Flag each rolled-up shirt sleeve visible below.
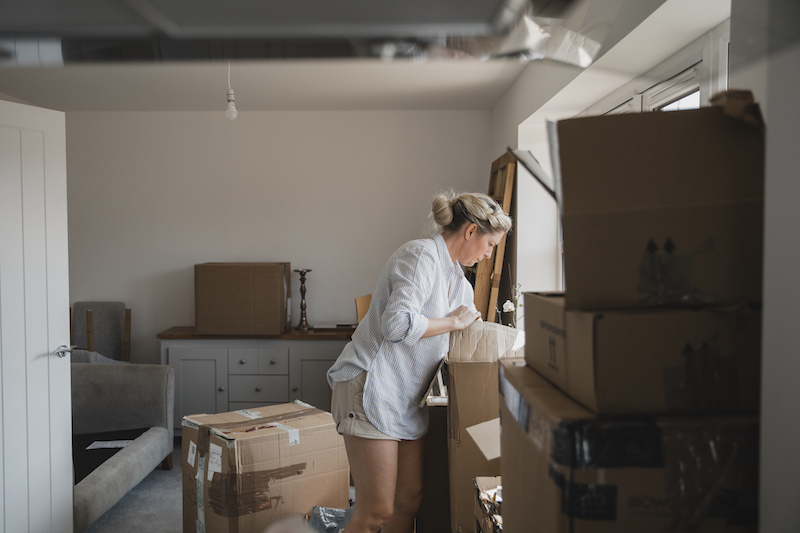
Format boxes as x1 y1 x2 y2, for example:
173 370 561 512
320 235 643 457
380 247 436 345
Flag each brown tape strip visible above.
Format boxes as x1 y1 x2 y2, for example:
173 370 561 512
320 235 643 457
208 463 307 517
195 407 324 460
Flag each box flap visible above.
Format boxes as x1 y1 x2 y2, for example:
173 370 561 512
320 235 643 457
466 418 501 461
448 321 524 363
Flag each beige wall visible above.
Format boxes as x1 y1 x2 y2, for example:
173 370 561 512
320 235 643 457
66 110 491 363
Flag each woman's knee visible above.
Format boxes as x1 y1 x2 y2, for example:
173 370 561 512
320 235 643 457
355 502 394 531
395 485 424 517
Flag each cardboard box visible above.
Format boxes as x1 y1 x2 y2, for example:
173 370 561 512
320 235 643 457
555 106 764 310
447 322 523 533
524 292 761 415
195 262 291 335
181 402 349 533
475 476 502 533
499 359 759 533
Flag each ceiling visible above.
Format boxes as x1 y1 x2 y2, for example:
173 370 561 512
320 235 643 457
0 0 667 113
0 60 531 111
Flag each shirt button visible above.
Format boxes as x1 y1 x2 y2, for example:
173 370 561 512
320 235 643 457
348 413 354 418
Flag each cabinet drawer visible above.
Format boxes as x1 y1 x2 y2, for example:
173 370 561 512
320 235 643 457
228 375 288 403
229 348 289 375
258 349 289 375
229 348 260 374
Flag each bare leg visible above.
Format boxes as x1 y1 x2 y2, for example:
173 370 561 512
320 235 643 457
344 435 399 533
382 437 425 533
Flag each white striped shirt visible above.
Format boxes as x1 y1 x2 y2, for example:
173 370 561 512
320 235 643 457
327 233 477 440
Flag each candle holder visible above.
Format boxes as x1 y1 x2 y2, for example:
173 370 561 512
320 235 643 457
294 269 313 330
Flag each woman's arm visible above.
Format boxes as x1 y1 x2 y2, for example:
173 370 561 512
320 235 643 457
420 305 481 339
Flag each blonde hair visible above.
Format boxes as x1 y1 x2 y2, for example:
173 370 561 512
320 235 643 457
431 191 512 235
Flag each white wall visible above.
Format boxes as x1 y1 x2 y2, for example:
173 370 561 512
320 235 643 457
66 110 491 363
760 38 800 531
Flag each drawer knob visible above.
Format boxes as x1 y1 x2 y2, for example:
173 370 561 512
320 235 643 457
218 386 225 392
240 359 246 364
255 386 262 392
292 386 298 392
270 359 276 365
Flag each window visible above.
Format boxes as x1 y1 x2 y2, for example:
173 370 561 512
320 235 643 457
582 19 729 116
660 90 701 111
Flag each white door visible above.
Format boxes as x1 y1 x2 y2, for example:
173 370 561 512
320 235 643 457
0 100 73 532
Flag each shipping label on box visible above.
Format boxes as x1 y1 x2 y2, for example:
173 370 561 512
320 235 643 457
499 359 759 533
555 106 765 310
181 402 349 533
524 292 761 415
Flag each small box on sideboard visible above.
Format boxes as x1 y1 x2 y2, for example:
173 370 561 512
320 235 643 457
195 262 291 336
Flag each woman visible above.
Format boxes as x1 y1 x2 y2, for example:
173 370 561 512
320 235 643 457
327 191 513 533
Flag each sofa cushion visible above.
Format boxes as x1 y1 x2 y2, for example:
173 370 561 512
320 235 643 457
72 428 148 484
73 427 173 533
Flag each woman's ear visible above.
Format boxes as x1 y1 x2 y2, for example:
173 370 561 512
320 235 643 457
464 223 478 240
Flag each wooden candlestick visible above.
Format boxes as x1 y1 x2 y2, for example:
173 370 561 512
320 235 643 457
294 269 313 330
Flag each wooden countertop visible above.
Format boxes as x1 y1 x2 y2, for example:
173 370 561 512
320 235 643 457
157 326 355 341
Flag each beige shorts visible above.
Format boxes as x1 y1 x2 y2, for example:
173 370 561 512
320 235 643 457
330 371 399 441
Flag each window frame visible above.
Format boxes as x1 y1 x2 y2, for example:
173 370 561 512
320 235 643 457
580 19 730 116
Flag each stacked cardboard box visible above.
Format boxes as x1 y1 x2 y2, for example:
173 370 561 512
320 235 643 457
181 402 349 533
499 358 759 533
502 99 764 532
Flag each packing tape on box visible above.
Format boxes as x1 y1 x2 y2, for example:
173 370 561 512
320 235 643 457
196 456 206 533
195 407 324 457
548 465 618 520
208 463 308 517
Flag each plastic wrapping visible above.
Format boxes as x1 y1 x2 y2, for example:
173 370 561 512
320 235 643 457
307 506 354 533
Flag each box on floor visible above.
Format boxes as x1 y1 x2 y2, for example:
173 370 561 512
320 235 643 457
499 359 758 533
554 104 764 310
195 262 291 335
181 402 349 533
446 321 523 533
524 292 761 415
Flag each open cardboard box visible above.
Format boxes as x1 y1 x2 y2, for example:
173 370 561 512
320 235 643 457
440 321 523 533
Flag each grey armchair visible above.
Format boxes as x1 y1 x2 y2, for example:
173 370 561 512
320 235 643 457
71 362 174 532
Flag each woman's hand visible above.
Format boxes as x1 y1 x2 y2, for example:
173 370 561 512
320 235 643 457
448 305 482 331
421 305 481 338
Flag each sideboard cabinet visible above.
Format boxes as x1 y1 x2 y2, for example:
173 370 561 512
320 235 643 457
158 326 351 431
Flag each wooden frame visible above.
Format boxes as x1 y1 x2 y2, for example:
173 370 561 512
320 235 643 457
473 153 516 322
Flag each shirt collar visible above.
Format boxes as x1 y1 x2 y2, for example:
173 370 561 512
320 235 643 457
433 233 462 276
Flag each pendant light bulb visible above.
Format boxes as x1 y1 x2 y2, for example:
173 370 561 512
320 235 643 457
225 61 238 120
225 89 238 120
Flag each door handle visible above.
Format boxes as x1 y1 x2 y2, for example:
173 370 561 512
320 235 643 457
51 345 74 358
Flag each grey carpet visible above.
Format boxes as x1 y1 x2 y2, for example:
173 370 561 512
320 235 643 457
83 437 182 533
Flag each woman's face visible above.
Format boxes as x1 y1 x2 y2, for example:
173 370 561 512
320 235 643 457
459 228 504 267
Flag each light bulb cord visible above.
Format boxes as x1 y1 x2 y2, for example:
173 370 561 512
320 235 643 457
227 60 232 91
